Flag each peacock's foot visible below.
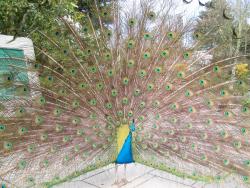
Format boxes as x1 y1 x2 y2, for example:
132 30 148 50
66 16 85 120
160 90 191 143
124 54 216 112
120 178 129 185
112 180 120 187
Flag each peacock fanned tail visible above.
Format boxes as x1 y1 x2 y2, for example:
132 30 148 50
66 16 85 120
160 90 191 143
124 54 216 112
0 0 250 187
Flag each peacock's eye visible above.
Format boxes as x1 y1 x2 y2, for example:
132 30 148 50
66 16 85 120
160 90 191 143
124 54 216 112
127 111 133 117
224 111 231 117
107 69 114 77
220 130 228 139
89 99 97 106
143 33 152 40
143 52 151 59
223 159 230 166
139 115 145 121
138 70 147 78
244 160 250 167
186 123 192 129
18 160 27 169
154 67 162 73
241 128 247 135
39 96 46 104
242 106 248 113
165 84 172 91
4 141 13 150
72 117 81 125
139 101 146 108
56 124 63 132
27 176 34 183
35 116 44 125
170 103 178 110
183 52 190 59
213 66 220 72
122 97 128 105
79 83 87 90
128 40 135 49
106 31 112 37
199 79 206 86
134 89 141 96
48 76 53 81
161 50 169 58
128 59 135 68
233 141 241 149
207 118 213 125
111 89 118 97
153 100 160 108
96 82 104 90
148 11 156 20
188 106 194 113
194 32 201 39
220 89 227 96
88 66 97 73
105 102 113 109
104 52 112 61
0 124 6 132
72 100 80 108
177 71 185 78
128 18 136 26
123 77 129 85
20 127 27 133
201 154 207 161
237 80 244 86
147 83 154 91
167 32 174 39
185 90 192 97
242 176 249 182
83 27 88 32
117 111 123 117
215 175 222 181
27 144 35 153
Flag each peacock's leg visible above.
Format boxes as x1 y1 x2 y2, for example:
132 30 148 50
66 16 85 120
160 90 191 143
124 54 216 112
124 164 127 180
113 164 119 185
121 164 129 185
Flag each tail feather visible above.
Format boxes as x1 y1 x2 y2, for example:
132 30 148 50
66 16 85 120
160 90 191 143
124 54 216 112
0 0 250 187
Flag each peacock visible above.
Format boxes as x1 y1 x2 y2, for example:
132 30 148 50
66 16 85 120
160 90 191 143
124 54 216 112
0 0 250 187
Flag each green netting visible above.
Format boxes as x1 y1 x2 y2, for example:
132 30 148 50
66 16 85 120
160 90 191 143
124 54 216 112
0 48 30 100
